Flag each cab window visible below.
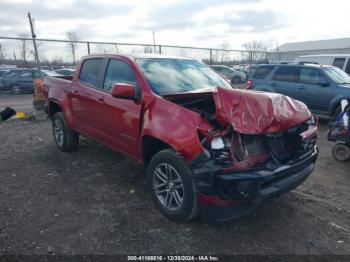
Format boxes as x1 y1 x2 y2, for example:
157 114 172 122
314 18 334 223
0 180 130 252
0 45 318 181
103 59 138 91
79 58 103 88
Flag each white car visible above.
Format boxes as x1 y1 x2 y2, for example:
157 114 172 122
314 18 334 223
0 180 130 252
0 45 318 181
295 54 350 74
211 65 247 84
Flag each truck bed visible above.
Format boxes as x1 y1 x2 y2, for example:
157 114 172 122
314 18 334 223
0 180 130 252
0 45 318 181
43 76 72 100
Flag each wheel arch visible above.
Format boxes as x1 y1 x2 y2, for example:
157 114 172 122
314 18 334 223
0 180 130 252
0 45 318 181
142 135 173 166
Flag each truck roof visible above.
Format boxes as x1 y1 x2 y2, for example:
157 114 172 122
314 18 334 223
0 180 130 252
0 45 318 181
81 53 194 61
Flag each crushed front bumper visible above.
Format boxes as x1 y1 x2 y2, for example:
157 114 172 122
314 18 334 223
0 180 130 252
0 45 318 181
193 146 318 222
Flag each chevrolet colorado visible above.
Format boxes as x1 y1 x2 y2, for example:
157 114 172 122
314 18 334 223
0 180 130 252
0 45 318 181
43 54 318 222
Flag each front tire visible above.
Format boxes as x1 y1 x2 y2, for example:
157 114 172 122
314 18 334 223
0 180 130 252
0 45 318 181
147 149 198 222
52 112 79 152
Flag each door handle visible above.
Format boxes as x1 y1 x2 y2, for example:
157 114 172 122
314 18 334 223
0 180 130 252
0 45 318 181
73 90 79 94
97 98 104 104
271 83 276 86
297 85 306 89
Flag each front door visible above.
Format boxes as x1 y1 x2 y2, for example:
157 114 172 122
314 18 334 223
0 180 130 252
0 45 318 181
97 58 143 159
294 68 334 113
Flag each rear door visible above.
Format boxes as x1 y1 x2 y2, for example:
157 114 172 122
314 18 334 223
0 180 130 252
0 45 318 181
16 71 35 91
293 67 333 113
251 65 275 89
71 58 105 139
270 66 299 98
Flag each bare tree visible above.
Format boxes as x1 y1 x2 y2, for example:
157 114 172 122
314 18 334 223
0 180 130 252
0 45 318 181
242 41 268 62
218 42 230 62
18 33 30 64
66 31 80 64
143 46 153 54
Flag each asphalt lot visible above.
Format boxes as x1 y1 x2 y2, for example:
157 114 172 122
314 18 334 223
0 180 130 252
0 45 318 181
0 94 349 255
0 93 34 113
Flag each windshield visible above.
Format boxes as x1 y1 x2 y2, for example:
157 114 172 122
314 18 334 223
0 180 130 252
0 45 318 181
136 58 232 95
324 67 350 84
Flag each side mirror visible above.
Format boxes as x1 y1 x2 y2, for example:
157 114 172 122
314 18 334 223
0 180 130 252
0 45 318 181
111 83 136 100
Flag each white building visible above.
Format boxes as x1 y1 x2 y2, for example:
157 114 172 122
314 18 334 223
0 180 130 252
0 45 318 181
268 37 350 61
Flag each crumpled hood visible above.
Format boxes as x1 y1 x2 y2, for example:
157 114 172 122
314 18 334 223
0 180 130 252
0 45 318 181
213 87 312 134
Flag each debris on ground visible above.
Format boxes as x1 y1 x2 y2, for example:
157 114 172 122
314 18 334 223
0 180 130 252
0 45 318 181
0 107 16 123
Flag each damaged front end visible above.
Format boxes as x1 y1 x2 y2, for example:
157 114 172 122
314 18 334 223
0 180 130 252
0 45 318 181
164 87 318 222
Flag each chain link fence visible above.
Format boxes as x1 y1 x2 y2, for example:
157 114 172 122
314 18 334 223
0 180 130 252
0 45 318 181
0 36 268 69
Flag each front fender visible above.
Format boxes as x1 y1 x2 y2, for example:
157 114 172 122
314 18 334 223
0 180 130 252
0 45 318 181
141 97 210 162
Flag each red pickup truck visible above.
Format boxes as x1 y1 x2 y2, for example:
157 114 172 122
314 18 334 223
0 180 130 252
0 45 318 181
43 54 318 222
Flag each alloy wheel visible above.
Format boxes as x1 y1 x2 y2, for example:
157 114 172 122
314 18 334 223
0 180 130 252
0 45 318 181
11 85 21 95
152 163 184 211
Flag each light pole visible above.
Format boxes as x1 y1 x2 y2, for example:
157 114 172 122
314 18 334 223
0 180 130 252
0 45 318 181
152 31 156 53
28 12 41 72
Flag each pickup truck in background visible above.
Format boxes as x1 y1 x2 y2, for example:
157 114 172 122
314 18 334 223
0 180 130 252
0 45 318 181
42 54 318 222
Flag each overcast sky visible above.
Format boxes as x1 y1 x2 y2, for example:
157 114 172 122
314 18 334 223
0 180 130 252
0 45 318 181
0 0 350 61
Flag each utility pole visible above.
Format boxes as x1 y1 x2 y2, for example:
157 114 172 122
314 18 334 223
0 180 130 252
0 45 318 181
28 12 41 72
152 31 156 53
0 44 4 64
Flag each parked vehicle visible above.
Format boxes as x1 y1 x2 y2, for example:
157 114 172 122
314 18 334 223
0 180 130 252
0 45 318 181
43 54 318 222
327 100 350 161
0 69 12 88
211 65 247 84
1 69 62 94
54 68 75 76
247 63 350 119
295 54 350 74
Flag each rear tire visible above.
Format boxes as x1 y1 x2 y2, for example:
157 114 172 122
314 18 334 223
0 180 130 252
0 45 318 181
52 112 79 152
332 143 350 162
147 149 198 222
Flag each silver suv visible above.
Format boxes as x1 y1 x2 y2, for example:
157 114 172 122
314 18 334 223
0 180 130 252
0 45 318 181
211 65 247 84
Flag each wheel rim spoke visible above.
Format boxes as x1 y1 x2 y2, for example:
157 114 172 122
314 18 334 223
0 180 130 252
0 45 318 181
166 191 173 208
173 190 182 206
153 163 184 211
53 120 64 146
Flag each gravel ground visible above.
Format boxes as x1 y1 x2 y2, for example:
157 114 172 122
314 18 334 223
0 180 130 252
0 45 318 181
0 97 349 255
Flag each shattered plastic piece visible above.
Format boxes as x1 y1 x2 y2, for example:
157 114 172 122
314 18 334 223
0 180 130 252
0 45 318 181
213 87 312 134
15 112 28 119
211 137 225 150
